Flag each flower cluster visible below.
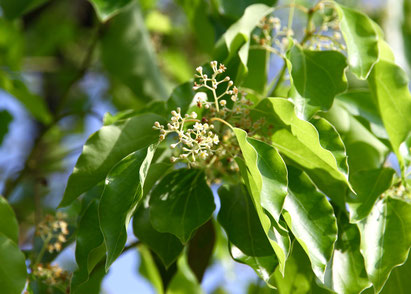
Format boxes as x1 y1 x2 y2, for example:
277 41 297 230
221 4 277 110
153 108 220 165
382 183 410 201
32 263 70 287
36 212 69 253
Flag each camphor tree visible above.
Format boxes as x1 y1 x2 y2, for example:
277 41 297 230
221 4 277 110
0 0 411 293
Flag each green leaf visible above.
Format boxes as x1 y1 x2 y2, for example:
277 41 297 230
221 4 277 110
72 264 106 294
379 251 411 294
217 184 275 257
233 131 290 273
149 169 215 243
60 113 164 207
368 59 411 174
216 0 276 20
270 241 331 294
0 234 27 294
166 254 204 294
283 167 337 282
253 98 352 205
138 244 164 294
286 44 348 113
187 221 215 282
0 110 12 145
89 0 133 21
230 243 278 286
323 211 371 294
217 4 274 76
0 196 19 244
0 0 48 19
346 168 395 222
335 4 379 79
99 145 156 270
71 200 105 292
101 2 169 102
166 81 195 115
133 204 183 268
0 71 52 124
243 48 269 95
358 197 411 293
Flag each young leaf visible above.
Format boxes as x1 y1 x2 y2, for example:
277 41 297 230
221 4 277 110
335 4 379 79
0 196 19 244
346 168 395 222
324 211 371 294
89 0 133 21
60 113 164 207
0 234 27 294
99 145 156 270
71 200 105 292
283 167 338 282
133 204 183 268
149 169 216 243
358 197 411 293
286 44 348 113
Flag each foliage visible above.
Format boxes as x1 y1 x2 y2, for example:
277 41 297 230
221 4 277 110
0 0 411 293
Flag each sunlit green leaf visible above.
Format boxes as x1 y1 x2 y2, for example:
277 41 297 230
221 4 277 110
323 210 371 294
358 197 411 293
60 113 164 207
379 251 411 294
346 168 395 222
89 0 133 21
335 4 379 79
166 254 204 294
100 145 156 270
0 234 27 294
133 204 183 268
286 44 347 114
149 169 215 243
138 244 164 294
283 167 337 282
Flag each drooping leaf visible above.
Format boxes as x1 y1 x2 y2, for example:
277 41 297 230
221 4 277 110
0 71 52 124
0 196 19 244
358 197 411 293
346 168 395 222
133 204 183 268
368 58 411 174
286 44 348 114
138 244 164 294
149 169 215 243
230 243 278 287
60 113 164 207
99 145 156 270
283 167 338 282
335 4 379 79
88 0 133 21
252 98 351 205
187 220 215 282
233 133 290 274
166 254 204 294
0 110 12 145
323 210 371 294
101 2 169 102
217 184 275 257
0 234 27 294
0 0 48 19
71 200 105 292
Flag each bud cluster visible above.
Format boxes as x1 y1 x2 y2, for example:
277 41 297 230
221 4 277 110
382 183 410 201
33 263 70 287
36 212 69 253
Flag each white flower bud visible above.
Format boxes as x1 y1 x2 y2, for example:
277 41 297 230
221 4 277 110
220 100 227 106
170 156 178 162
196 66 203 74
171 110 177 116
170 143 178 149
191 112 197 119
154 121 161 128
